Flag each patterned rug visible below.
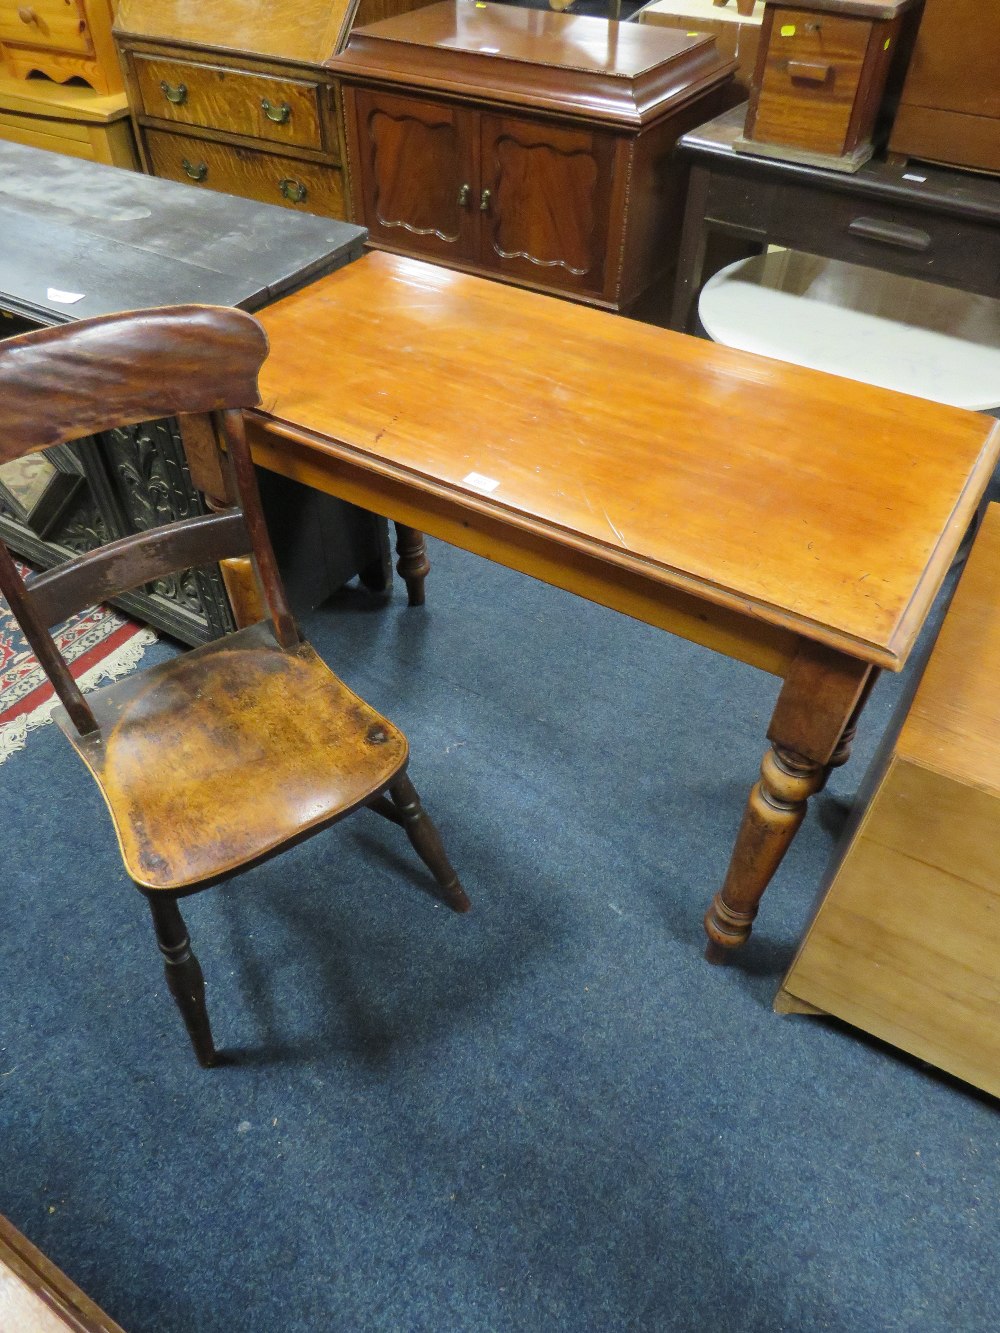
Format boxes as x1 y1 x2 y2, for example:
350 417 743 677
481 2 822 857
0 565 156 763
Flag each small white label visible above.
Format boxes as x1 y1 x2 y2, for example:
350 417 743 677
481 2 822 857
46 287 85 304
462 471 500 493
902 173 927 183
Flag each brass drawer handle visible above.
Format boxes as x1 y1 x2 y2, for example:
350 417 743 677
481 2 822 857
480 187 491 213
279 177 307 203
788 61 833 85
160 80 188 106
182 158 208 182
847 217 932 252
261 98 292 124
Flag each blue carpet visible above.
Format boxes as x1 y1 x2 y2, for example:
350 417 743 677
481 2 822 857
1 531 997 1332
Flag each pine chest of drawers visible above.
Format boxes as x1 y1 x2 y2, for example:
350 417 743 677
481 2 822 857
114 0 436 220
0 0 120 93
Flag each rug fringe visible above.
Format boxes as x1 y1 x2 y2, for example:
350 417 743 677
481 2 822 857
0 626 157 764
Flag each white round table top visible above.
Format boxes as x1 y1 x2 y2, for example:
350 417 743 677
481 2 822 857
698 251 1000 411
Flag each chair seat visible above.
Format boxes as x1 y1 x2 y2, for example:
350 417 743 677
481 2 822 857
54 621 408 890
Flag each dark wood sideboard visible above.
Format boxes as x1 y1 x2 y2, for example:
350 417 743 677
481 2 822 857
332 2 736 315
0 141 381 644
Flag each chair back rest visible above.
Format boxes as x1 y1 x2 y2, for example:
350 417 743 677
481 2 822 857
0 304 297 737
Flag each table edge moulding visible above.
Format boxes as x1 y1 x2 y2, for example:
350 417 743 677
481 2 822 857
238 250 1000 959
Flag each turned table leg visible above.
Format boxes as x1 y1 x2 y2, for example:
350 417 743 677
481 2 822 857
704 643 876 960
394 521 429 607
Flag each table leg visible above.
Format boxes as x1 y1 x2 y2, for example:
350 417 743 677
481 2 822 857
704 643 876 959
394 521 429 606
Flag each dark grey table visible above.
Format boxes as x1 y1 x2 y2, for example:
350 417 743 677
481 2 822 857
0 143 385 643
670 104 1000 334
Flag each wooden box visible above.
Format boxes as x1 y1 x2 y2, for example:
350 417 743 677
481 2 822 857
331 1 735 315
737 0 919 172
888 0 1000 175
633 0 763 95
776 503 1000 1100
113 0 438 220
0 0 120 93
0 76 137 167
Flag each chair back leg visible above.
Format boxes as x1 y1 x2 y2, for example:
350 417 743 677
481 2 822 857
146 894 218 1067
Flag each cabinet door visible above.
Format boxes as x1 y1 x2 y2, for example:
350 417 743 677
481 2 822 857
479 114 616 299
352 89 479 262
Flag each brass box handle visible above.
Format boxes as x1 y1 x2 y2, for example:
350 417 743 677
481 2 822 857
261 98 291 124
160 80 188 106
279 178 307 203
182 158 208 182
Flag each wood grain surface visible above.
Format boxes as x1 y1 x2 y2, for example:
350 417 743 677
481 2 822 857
250 251 999 669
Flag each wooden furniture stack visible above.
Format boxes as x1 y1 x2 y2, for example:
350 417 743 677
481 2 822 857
113 0 437 220
889 0 1000 175
777 504 1000 1101
634 0 763 95
735 0 920 172
0 0 137 167
331 2 736 315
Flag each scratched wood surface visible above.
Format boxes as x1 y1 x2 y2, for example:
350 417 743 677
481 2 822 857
251 251 1000 670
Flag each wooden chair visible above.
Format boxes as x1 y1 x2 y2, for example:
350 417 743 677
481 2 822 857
0 305 469 1068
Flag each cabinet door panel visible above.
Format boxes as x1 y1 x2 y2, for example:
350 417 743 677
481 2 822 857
354 89 478 261
480 114 615 298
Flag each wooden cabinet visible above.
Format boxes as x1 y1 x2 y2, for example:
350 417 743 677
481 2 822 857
114 0 440 221
888 0 1000 174
0 0 120 93
335 3 735 313
737 0 920 172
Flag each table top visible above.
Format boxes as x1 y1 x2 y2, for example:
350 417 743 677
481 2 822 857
679 105 1000 224
252 251 999 670
0 141 366 326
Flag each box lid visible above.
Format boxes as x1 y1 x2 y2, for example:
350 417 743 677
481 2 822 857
330 1 735 126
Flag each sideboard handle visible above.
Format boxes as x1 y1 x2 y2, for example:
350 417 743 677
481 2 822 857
457 183 471 208
847 217 932 252
261 98 291 124
160 80 188 106
480 188 492 213
182 158 208 182
279 178 308 203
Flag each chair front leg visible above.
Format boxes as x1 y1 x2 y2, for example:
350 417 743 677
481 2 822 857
145 893 218 1068
386 773 470 913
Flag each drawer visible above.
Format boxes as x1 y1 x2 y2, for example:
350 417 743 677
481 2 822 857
145 130 346 219
133 55 326 154
762 181 1000 301
0 0 92 54
750 7 870 155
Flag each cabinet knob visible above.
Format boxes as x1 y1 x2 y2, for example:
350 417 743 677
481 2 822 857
261 98 291 124
279 178 308 204
182 158 208 182
457 183 471 208
480 188 492 213
17 7 36 24
160 80 188 106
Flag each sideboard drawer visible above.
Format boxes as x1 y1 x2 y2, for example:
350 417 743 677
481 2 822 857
145 129 346 217
133 55 326 152
0 0 92 54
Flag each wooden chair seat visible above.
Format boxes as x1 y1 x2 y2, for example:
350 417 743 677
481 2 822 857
57 621 408 891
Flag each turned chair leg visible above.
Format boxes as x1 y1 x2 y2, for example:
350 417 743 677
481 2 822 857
370 774 470 912
146 893 218 1068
